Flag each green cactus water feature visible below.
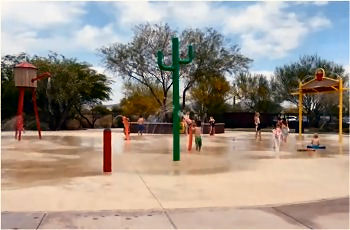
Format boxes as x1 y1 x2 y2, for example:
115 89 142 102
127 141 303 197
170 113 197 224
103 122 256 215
157 37 194 161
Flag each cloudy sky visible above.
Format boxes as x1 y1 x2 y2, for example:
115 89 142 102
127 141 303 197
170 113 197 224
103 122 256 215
1 1 349 104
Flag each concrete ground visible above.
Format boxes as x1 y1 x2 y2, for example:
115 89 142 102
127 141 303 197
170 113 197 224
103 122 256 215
2 198 349 229
1 129 349 229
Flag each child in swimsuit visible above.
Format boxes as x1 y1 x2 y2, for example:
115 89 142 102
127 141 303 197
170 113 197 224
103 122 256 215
194 120 202 151
311 133 320 147
272 123 282 152
281 118 289 143
209 116 215 136
137 115 145 136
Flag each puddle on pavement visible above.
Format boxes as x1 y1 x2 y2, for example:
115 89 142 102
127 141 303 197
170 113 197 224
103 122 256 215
1 132 348 189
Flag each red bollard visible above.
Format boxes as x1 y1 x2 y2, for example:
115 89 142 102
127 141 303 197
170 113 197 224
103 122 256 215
103 128 112 173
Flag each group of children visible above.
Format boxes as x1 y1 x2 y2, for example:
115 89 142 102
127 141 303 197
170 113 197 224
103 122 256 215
182 113 215 152
122 113 216 152
121 115 145 140
272 117 290 152
255 112 291 151
255 112 323 152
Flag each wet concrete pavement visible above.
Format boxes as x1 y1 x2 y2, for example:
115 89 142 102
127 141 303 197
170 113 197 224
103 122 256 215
1 130 349 228
2 130 348 188
2 197 348 229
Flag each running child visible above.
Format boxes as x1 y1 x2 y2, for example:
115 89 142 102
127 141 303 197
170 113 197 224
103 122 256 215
272 123 282 153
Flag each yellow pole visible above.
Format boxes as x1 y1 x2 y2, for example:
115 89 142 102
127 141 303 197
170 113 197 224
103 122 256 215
299 81 303 138
339 78 343 142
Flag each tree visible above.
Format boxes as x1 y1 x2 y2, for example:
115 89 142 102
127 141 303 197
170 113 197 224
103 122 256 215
90 104 111 127
100 24 251 121
32 53 112 129
190 74 231 120
100 23 175 121
180 28 252 109
119 82 163 119
1 53 31 120
1 52 112 130
272 54 348 126
232 72 281 113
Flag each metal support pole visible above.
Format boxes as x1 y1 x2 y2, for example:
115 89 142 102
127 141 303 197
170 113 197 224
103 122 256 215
15 87 25 141
339 78 343 143
103 128 112 173
32 88 42 139
172 38 180 161
298 82 303 139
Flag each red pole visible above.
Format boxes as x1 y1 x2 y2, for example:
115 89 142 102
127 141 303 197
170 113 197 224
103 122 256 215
32 88 42 139
16 87 25 141
103 128 112 173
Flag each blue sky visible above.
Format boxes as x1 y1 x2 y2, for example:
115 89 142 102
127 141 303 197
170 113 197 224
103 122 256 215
2 1 349 104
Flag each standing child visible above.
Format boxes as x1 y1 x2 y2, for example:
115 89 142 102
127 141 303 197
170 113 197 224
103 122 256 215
209 116 215 136
254 112 262 141
122 116 130 140
194 120 202 152
184 112 192 135
137 115 145 136
272 124 282 153
281 118 289 143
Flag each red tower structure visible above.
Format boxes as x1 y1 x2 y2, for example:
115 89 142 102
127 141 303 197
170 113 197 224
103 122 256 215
14 62 51 141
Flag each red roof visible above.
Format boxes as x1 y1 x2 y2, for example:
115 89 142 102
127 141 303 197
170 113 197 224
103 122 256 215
15 62 37 69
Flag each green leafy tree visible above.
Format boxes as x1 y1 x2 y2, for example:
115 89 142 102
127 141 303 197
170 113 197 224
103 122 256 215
180 28 252 109
272 54 348 126
90 104 111 127
32 53 112 129
1 53 31 120
100 23 175 121
232 72 281 113
119 82 163 119
190 74 231 120
100 23 251 120
1 52 112 130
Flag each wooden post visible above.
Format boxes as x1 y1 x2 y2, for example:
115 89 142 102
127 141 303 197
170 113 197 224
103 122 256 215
298 81 303 139
15 87 25 141
339 78 343 143
32 88 42 139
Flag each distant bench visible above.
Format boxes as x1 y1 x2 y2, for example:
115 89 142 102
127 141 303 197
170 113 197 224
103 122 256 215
129 122 225 134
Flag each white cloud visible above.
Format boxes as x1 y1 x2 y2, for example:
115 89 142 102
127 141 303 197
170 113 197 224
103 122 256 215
115 2 166 25
1 31 78 55
294 1 328 6
73 24 120 51
312 1 328 6
308 16 331 29
1 1 334 64
112 1 332 59
1 1 120 55
223 2 331 59
167 2 226 28
1 2 86 31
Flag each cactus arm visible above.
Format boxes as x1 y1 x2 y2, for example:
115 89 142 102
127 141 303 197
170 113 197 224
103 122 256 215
179 45 194 64
157 51 174 71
